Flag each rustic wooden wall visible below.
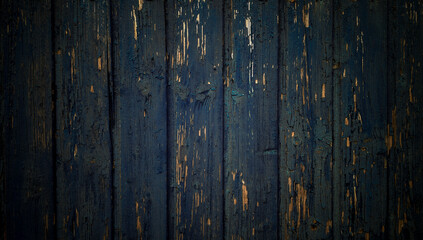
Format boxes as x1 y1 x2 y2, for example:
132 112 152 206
1 0 422 239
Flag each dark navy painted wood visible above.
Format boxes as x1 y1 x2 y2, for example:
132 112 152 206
224 0 279 239
0 0 55 239
111 0 167 239
388 0 423 239
1 1 423 239
279 1 334 239
54 0 113 238
334 0 388 239
166 0 224 239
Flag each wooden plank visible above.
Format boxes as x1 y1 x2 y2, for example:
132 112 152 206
387 0 423 238
54 0 113 238
0 0 55 239
333 0 388 239
279 0 334 239
110 0 167 239
166 0 224 239
224 0 278 239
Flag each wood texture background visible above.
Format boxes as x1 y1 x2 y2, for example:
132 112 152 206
1 0 422 239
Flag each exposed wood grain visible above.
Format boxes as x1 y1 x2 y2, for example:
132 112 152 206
333 0 388 239
388 0 423 239
279 0 334 239
224 0 279 239
166 0 224 239
0 0 55 239
111 0 167 239
54 0 113 238
1 1 423 239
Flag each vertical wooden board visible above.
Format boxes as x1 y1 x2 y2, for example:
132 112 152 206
333 0 388 239
54 0 112 238
279 0 333 239
224 0 278 239
111 0 167 239
387 0 423 238
166 0 224 239
0 0 55 239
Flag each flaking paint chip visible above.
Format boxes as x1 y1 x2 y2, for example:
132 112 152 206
242 184 248 211
98 57 101 71
74 144 78 157
132 7 137 40
322 84 326 98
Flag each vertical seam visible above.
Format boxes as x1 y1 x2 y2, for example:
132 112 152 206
164 0 171 239
50 0 58 238
276 0 282 238
107 0 116 239
221 0 226 239
331 0 338 239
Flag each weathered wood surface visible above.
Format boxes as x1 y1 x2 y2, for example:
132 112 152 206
1 0 423 239
333 0 388 239
0 0 55 239
279 0 334 239
166 0 224 239
387 0 423 239
111 0 167 239
54 0 113 238
224 0 278 239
